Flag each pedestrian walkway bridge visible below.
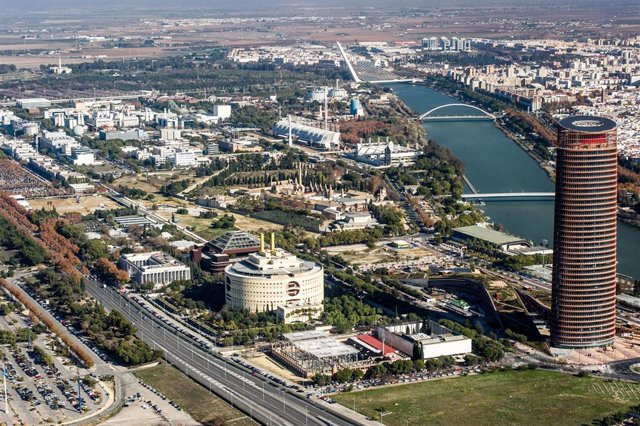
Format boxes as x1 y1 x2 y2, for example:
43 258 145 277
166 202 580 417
462 192 555 200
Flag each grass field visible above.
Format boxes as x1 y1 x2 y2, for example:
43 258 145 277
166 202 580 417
333 370 640 426
134 362 256 426
29 195 120 215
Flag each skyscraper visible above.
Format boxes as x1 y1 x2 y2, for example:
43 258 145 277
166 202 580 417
551 116 618 349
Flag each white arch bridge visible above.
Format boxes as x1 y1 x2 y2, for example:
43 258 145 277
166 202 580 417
419 103 496 121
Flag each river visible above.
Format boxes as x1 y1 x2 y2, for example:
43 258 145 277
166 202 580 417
387 82 640 280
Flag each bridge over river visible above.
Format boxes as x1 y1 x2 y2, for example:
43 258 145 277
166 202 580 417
462 192 556 200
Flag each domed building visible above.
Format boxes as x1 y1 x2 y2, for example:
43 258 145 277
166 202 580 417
224 233 324 323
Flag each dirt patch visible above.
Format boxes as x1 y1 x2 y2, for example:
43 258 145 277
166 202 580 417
29 195 120 215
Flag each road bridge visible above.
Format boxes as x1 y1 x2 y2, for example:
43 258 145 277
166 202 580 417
419 104 495 121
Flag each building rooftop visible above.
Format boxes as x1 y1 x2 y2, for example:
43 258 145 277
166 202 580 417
354 334 396 355
453 225 529 246
208 231 260 254
292 337 360 359
121 251 187 271
115 215 156 227
558 115 616 133
170 240 198 251
226 247 321 277
283 330 330 342
408 333 467 345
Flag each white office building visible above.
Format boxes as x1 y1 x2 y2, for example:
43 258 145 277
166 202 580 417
38 130 79 156
119 252 191 289
377 321 472 359
72 147 95 166
213 104 232 121
172 149 198 167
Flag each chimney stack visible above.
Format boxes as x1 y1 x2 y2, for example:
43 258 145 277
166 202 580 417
270 232 276 255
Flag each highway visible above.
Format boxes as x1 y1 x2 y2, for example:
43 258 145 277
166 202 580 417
83 277 358 426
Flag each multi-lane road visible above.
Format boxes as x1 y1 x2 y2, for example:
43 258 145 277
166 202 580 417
83 277 362 426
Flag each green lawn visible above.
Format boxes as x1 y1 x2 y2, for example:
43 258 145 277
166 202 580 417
134 362 256 425
333 369 640 426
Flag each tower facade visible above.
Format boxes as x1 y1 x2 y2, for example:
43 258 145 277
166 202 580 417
551 116 618 348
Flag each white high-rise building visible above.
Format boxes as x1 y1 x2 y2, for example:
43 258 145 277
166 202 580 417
440 37 450 51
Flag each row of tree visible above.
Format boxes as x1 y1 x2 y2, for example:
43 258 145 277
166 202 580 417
0 279 95 368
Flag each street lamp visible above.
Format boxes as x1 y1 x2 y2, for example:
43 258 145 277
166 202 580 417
541 239 548 268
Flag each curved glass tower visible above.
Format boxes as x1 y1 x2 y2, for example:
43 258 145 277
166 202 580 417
551 115 618 349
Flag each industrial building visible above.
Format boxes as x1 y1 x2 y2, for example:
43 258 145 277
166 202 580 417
306 88 328 102
272 119 340 150
551 116 618 349
353 140 422 167
224 233 324 322
348 334 398 357
212 104 232 121
119 251 191 289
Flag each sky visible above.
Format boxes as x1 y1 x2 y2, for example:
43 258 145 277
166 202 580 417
1 0 637 20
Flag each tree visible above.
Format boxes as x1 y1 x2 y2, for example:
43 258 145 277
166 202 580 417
94 257 130 286
464 354 480 366
368 364 388 378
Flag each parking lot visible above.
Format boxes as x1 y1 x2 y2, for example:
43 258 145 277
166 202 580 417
102 372 196 426
0 301 108 425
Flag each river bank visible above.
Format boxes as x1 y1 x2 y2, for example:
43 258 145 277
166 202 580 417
415 79 556 180
412 78 640 231
387 82 640 280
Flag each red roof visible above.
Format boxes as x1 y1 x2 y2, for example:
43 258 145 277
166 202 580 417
356 334 396 355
